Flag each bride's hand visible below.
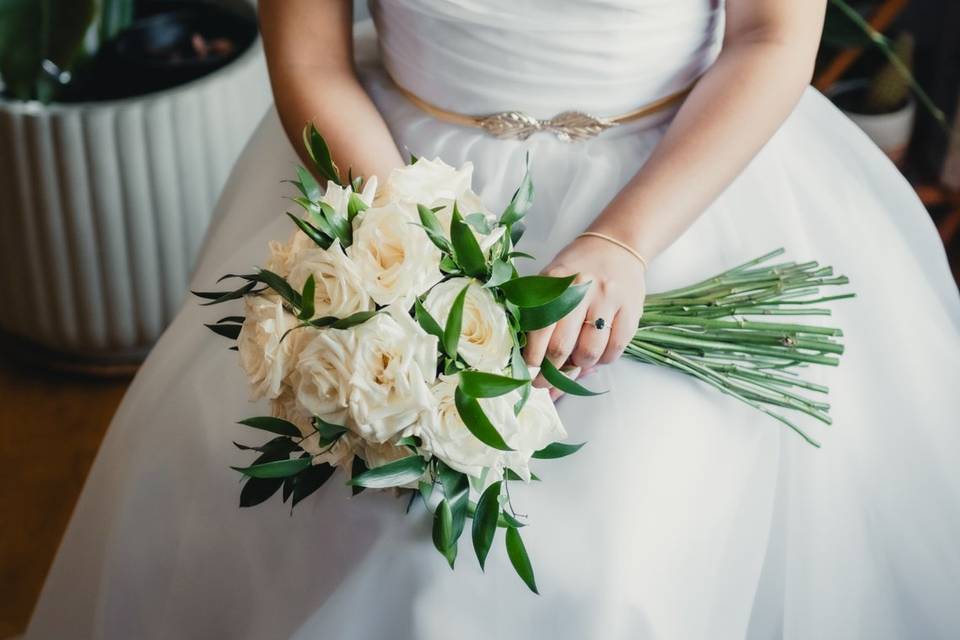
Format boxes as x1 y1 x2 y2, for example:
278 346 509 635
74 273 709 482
523 234 647 389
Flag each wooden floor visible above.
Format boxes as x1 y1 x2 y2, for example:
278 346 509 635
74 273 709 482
0 357 129 638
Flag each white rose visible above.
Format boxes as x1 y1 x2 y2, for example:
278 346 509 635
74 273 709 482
384 157 473 205
270 389 358 469
423 277 513 371
359 439 411 469
294 326 356 424
348 201 442 307
346 309 439 443
321 176 378 216
236 294 300 400
265 229 315 278
502 387 568 481
416 375 520 478
286 241 374 318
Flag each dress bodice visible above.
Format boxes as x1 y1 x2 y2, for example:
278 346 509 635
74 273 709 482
369 0 723 119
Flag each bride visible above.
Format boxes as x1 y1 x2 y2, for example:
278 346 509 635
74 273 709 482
26 1 960 638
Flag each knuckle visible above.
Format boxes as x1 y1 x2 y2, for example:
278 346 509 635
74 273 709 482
573 347 601 366
544 264 570 278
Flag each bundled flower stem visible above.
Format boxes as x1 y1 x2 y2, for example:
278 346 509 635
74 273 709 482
627 249 854 446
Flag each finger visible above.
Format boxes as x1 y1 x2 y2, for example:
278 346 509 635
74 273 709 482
570 303 618 370
523 324 555 368
600 306 641 364
534 299 590 388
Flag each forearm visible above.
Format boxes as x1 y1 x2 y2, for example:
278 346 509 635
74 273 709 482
589 18 824 260
259 1 404 183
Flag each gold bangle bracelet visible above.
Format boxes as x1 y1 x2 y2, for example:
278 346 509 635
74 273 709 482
577 232 648 270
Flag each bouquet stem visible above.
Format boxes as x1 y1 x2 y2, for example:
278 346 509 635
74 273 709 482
624 248 853 447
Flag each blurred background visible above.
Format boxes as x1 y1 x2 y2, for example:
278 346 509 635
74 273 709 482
0 0 957 637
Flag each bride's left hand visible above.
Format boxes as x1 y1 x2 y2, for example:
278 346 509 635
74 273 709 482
523 234 647 391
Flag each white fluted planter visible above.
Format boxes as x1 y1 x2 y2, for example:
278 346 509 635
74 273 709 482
0 36 270 366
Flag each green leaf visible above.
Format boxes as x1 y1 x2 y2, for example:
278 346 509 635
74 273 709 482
454 387 514 451
438 463 469 543
239 476 284 507
295 165 322 202
459 371 528 398
347 192 368 222
216 315 245 324
237 417 302 438
499 274 576 308
298 275 316 320
414 298 444 341
232 457 312 479
464 212 494 235
439 255 460 274
256 269 301 308
311 416 347 444
194 280 257 306
204 323 242 340
450 205 488 278
472 480 501 569
302 123 342 186
348 455 427 489
318 201 352 247
485 260 515 289
508 251 536 260
511 346 532 415
518 283 590 331
329 310 378 330
539 358 606 397
396 435 422 449
433 499 457 568
417 204 453 253
504 469 540 482
500 153 534 228
443 284 471 357
506 526 539 594
532 441 586 460
286 212 333 250
351 457 368 496
291 463 336 507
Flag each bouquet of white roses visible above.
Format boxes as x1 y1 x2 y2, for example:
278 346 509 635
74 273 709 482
198 125 851 593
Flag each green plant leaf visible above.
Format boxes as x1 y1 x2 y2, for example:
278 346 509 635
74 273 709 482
351 457 368 496
433 499 457 568
239 476 284 507
539 357 606 396
295 165 322 202
302 123 342 186
518 283 589 331
504 469 540 482
414 298 444 341
485 260 515 289
459 371 528 398
255 269 301 308
291 463 336 507
500 154 534 228
237 417 302 438
348 455 427 489
472 480 501 569
443 284 471 357
438 463 469 543
329 310 378 330
311 416 347 444
506 526 539 594
298 275 316 320
454 387 514 451
347 192 369 222
532 441 586 460
194 280 257 306
464 212 494 234
417 204 453 253
204 323 242 340
511 346 532 415
450 205 488 278
232 457 312 479
286 212 333 250
499 274 577 308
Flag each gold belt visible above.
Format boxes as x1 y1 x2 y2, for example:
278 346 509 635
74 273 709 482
392 80 695 142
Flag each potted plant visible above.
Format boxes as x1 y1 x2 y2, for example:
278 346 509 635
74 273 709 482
830 33 917 164
0 0 269 373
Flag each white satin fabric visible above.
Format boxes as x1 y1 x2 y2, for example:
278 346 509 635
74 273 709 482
27 2 960 639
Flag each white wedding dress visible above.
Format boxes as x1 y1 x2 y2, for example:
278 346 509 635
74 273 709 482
27 1 960 638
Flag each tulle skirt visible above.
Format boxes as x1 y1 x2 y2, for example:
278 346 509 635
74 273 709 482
26 31 960 640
